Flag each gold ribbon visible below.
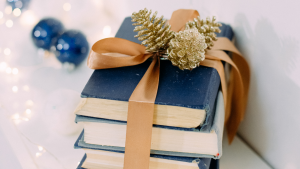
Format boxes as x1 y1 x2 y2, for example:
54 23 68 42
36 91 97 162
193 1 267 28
87 9 250 169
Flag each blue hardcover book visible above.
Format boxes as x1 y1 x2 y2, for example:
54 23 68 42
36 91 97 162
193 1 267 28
75 152 219 169
75 91 225 159
75 131 217 169
74 17 233 132
76 154 219 169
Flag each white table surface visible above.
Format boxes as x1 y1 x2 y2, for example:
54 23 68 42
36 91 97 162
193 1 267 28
0 121 22 169
221 132 271 169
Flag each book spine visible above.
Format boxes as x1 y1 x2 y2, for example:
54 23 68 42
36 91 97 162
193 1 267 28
200 69 220 132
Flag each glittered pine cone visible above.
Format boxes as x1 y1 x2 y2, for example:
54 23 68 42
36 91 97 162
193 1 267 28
167 27 207 70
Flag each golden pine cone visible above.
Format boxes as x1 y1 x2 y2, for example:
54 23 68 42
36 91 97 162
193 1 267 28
167 27 207 70
187 16 222 49
131 8 175 53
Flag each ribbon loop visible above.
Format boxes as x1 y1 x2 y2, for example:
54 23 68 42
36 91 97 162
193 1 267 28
88 38 152 69
169 9 200 32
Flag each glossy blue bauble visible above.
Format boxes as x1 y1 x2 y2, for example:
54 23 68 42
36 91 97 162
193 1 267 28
54 30 89 66
6 0 30 10
32 18 64 50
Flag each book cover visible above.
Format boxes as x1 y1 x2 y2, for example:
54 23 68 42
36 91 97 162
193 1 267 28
80 17 233 132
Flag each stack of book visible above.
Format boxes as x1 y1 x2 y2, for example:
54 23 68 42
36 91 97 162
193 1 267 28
74 17 234 169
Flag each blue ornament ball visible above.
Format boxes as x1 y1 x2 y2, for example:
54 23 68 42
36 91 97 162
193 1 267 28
54 30 89 66
6 0 30 10
32 18 64 50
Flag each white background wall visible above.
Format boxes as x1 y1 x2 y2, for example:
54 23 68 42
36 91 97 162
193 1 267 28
123 0 300 169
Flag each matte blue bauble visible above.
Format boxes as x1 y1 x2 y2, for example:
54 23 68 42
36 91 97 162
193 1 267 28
32 18 64 50
6 0 30 10
54 30 89 66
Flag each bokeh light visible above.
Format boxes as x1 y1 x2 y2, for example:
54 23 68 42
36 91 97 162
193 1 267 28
4 6 12 15
13 113 20 119
36 152 42 157
103 25 111 37
26 100 34 106
38 146 43 151
6 20 13 28
12 86 18 92
6 67 12 74
13 8 21 17
20 10 38 26
63 3 71 11
12 68 18 75
23 85 30 91
26 109 31 114
0 62 7 71
4 48 11 55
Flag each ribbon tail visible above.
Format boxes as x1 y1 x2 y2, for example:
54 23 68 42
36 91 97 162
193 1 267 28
225 69 234 124
201 58 244 144
206 50 247 144
225 65 244 143
210 38 251 143
231 53 250 120
124 56 160 169
226 53 250 143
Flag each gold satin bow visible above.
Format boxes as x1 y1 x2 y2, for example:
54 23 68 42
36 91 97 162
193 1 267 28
87 9 250 169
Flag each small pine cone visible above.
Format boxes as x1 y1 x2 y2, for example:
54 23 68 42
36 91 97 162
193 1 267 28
132 8 175 53
167 28 207 70
190 16 222 49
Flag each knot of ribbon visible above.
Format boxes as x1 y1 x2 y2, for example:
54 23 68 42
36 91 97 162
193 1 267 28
87 9 250 169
